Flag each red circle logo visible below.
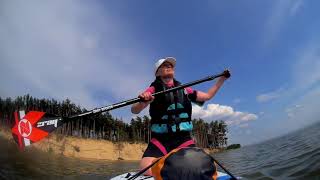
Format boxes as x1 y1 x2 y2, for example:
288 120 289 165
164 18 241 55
18 119 32 138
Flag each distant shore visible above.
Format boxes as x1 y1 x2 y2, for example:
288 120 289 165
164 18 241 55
0 128 220 160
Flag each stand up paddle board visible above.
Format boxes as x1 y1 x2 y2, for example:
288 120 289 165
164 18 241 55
111 171 235 180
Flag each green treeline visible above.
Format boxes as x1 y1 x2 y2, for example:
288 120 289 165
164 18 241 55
0 95 229 148
227 144 241 150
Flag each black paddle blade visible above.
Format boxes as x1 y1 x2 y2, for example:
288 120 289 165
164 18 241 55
11 110 66 149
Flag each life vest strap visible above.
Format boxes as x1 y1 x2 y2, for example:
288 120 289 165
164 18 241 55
150 138 168 155
178 139 195 148
150 138 195 156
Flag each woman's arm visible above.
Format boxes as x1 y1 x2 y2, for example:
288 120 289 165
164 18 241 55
131 89 155 114
131 101 151 114
196 76 227 102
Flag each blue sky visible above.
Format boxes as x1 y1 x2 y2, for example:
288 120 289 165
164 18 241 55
1 1 319 145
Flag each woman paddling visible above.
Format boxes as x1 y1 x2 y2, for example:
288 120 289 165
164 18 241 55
131 57 230 176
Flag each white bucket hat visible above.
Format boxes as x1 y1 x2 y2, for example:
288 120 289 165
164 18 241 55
154 57 176 76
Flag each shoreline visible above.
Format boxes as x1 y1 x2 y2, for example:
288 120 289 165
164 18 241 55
0 128 221 161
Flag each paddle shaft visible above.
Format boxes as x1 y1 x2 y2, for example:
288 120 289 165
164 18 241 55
17 72 225 137
69 72 225 119
128 158 161 180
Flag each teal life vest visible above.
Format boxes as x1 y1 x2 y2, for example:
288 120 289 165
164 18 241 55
149 77 193 133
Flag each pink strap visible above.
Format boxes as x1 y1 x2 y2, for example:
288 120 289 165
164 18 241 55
150 138 168 155
178 139 195 148
150 138 195 156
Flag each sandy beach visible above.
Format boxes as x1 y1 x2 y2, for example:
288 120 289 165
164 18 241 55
0 128 146 160
0 128 220 160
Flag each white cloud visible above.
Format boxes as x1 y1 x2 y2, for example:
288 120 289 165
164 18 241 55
292 45 320 89
263 0 304 47
283 86 320 128
192 104 258 126
256 88 284 103
259 23 320 133
0 1 154 109
272 39 320 128
283 33 320 127
285 104 304 118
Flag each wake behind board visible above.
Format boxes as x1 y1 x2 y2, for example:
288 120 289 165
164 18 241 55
111 171 234 180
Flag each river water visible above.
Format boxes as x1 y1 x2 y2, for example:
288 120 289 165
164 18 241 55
1 121 319 180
